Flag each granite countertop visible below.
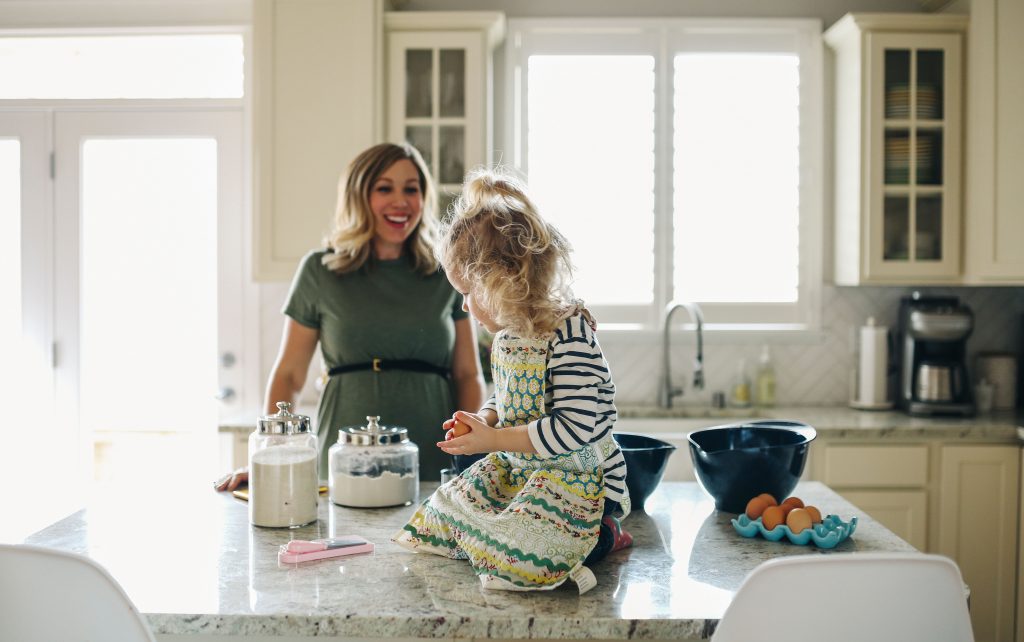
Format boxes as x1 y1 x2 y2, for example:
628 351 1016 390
615 405 1024 443
26 481 913 640
221 405 1024 444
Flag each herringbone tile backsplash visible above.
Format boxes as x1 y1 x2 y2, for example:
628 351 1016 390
267 282 1024 409
604 286 1024 407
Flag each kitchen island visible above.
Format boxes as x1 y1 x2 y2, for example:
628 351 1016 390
25 480 914 641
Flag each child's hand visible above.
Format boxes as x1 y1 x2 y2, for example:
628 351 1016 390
437 411 498 455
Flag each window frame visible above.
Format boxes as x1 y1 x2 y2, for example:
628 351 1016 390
503 18 823 332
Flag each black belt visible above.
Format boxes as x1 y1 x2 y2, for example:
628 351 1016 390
328 358 449 378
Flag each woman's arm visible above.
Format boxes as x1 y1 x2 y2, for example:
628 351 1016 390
215 319 319 492
264 318 320 413
450 317 485 414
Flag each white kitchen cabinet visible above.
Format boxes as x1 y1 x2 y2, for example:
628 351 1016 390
963 0 1024 283
252 0 384 281
812 443 930 550
825 13 968 285
385 11 505 212
937 445 1019 642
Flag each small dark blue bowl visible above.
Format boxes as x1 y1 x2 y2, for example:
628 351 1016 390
687 420 816 514
613 432 677 511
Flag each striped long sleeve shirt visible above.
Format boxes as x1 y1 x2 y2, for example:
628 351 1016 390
481 313 629 514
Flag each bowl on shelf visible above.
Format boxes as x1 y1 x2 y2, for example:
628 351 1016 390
612 432 677 511
687 420 816 514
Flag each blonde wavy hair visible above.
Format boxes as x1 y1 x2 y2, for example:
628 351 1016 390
322 142 439 274
437 167 577 336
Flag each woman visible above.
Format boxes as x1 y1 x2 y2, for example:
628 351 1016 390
218 142 484 489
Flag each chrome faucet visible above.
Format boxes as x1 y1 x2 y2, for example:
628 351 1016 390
659 300 705 408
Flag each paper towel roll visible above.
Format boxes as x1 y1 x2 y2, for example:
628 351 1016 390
858 318 889 405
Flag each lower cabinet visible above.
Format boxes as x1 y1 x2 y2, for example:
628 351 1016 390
937 445 1019 642
812 440 1019 642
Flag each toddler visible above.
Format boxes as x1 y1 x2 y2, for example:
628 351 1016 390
392 168 632 594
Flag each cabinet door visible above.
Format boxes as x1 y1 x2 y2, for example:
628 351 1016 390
938 445 1019 642
252 0 382 281
865 32 962 282
388 31 484 214
964 0 1024 282
840 489 927 551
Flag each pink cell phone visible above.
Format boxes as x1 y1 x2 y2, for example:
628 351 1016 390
277 536 374 564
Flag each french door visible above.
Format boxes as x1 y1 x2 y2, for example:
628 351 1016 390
1 109 246 540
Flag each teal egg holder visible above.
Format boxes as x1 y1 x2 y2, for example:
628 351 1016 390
731 513 858 549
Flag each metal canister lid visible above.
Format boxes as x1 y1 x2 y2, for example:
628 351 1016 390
339 415 409 446
257 401 311 435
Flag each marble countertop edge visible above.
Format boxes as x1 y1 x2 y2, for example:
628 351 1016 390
147 613 710 639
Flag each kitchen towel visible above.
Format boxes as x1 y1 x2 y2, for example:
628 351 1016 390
975 353 1017 410
857 317 889 406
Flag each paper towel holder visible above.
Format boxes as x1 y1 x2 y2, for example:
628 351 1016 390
850 316 895 411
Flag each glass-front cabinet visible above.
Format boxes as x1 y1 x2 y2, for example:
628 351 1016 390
825 14 967 285
385 13 505 214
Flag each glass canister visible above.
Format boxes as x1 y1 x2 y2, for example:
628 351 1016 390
329 415 418 508
249 401 319 528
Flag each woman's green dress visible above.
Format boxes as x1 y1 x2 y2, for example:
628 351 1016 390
284 250 467 480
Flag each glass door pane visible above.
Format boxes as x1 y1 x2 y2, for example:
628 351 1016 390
884 49 911 118
439 49 465 118
916 50 944 120
883 196 910 261
0 140 20 362
916 128 943 185
885 129 910 185
79 138 219 482
915 195 943 260
405 49 432 118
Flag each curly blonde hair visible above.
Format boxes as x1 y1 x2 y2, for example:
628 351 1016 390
437 167 576 336
322 142 439 274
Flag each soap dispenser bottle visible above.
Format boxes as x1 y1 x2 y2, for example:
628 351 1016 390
755 345 776 407
730 358 752 408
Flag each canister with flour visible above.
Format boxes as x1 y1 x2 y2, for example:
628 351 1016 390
249 402 319 528
329 416 418 508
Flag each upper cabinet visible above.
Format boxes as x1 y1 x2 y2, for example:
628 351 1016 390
385 12 505 213
826 14 968 286
963 0 1024 283
252 0 384 281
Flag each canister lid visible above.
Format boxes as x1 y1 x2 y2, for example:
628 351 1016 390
257 401 312 435
339 415 409 446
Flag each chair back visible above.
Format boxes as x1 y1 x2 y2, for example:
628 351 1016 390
712 552 974 642
0 543 156 642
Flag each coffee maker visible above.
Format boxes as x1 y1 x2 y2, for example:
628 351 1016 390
897 293 975 416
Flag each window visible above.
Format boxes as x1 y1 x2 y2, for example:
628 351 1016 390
506 19 823 328
0 34 244 99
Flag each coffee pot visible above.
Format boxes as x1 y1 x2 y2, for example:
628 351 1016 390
897 293 975 416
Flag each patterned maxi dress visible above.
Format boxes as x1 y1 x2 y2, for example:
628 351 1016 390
392 329 608 593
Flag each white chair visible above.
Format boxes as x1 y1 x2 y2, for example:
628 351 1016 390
712 552 974 642
0 543 156 642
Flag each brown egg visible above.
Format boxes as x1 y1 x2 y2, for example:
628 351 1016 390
786 508 813 534
757 493 778 506
781 496 805 510
745 496 770 519
762 505 785 530
452 420 471 437
804 505 822 524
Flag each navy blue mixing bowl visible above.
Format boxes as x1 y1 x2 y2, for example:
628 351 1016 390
613 432 677 511
687 420 816 514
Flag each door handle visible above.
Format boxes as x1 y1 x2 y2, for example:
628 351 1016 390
215 387 235 401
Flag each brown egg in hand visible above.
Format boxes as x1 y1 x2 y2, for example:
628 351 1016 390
452 420 472 437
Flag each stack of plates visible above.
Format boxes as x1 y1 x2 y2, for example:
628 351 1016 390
886 84 910 118
885 84 941 119
917 85 940 119
884 135 935 184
